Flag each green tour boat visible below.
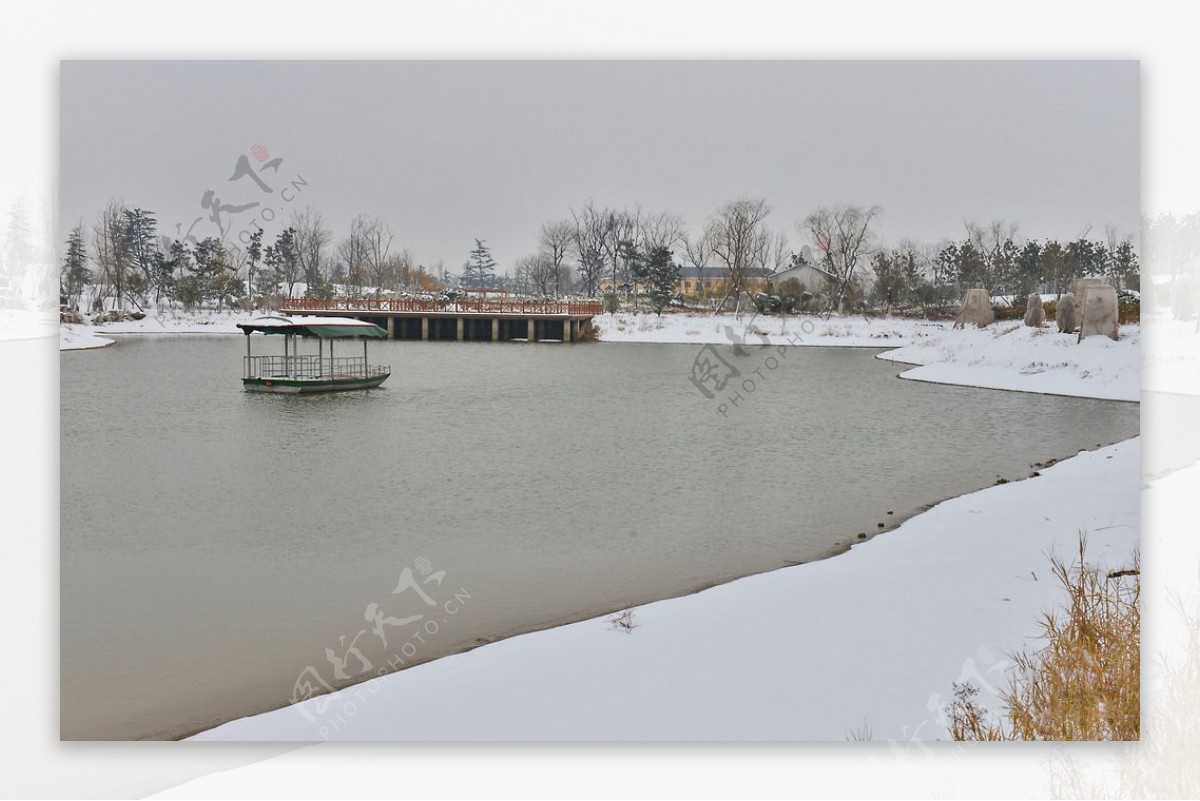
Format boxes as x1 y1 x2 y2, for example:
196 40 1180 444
237 316 391 393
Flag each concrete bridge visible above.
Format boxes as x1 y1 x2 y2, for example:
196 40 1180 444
280 297 604 343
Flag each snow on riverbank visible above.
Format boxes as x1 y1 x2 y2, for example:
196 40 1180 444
83 309 256 336
58 310 255 349
189 437 1139 743
878 320 1140 402
596 312 1139 402
594 310 938 347
58 324 114 351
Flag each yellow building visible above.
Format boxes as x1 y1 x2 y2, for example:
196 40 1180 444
598 266 777 300
677 266 771 300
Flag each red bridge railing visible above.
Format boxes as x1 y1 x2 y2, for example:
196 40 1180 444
281 297 605 316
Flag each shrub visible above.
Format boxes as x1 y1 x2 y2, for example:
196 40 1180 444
1118 299 1140 325
994 303 1025 322
948 536 1139 741
1044 298 1140 325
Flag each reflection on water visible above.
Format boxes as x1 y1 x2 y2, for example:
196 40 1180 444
61 335 1139 739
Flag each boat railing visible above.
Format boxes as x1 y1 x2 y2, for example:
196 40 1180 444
244 355 390 380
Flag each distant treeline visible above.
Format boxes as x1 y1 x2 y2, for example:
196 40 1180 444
59 196 1139 314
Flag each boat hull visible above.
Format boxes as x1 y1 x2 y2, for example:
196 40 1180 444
242 373 390 394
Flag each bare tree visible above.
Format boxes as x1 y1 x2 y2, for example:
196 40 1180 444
965 219 1019 291
683 234 712 306
337 214 371 297
767 230 790 274
362 216 395 295
706 197 772 316
803 204 880 313
92 198 131 311
291 206 331 289
539 220 574 299
571 201 614 298
601 206 641 300
388 247 413 291
516 252 556 297
638 210 686 255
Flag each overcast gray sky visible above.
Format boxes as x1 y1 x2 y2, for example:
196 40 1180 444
60 60 1138 272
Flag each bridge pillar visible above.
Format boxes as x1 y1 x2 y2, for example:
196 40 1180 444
527 318 536 342
564 319 573 343
491 318 499 342
456 317 464 341
386 317 394 340
421 317 429 341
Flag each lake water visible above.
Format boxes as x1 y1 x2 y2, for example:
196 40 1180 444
60 335 1139 740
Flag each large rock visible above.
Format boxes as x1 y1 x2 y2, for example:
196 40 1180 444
1078 284 1119 342
1074 277 1108 302
1073 278 1109 322
953 288 994 329
1023 293 1045 327
1057 292 1077 333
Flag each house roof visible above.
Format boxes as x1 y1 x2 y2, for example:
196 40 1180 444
767 262 837 283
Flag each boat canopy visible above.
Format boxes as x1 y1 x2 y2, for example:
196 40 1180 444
236 316 388 339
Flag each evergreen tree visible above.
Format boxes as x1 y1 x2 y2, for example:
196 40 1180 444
1065 237 1099 284
121 208 160 303
956 241 987 291
1041 240 1069 295
1017 240 1042 296
164 239 202 310
644 246 680 315
264 227 300 299
60 225 90 308
150 249 173 306
190 237 239 310
871 249 908 312
463 238 497 288
934 242 960 290
900 246 921 296
244 227 264 306
1111 239 1139 291
991 237 1021 294
620 238 646 307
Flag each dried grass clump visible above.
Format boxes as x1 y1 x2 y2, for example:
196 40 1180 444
950 536 1140 741
577 320 601 342
607 608 638 634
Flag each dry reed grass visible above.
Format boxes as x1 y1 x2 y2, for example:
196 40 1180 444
950 535 1140 741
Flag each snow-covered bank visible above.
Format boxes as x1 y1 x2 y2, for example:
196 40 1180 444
57 310 256 350
596 312 1139 402
58 324 114 351
594 310 938 347
878 321 1140 402
190 437 1139 743
82 309 256 336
